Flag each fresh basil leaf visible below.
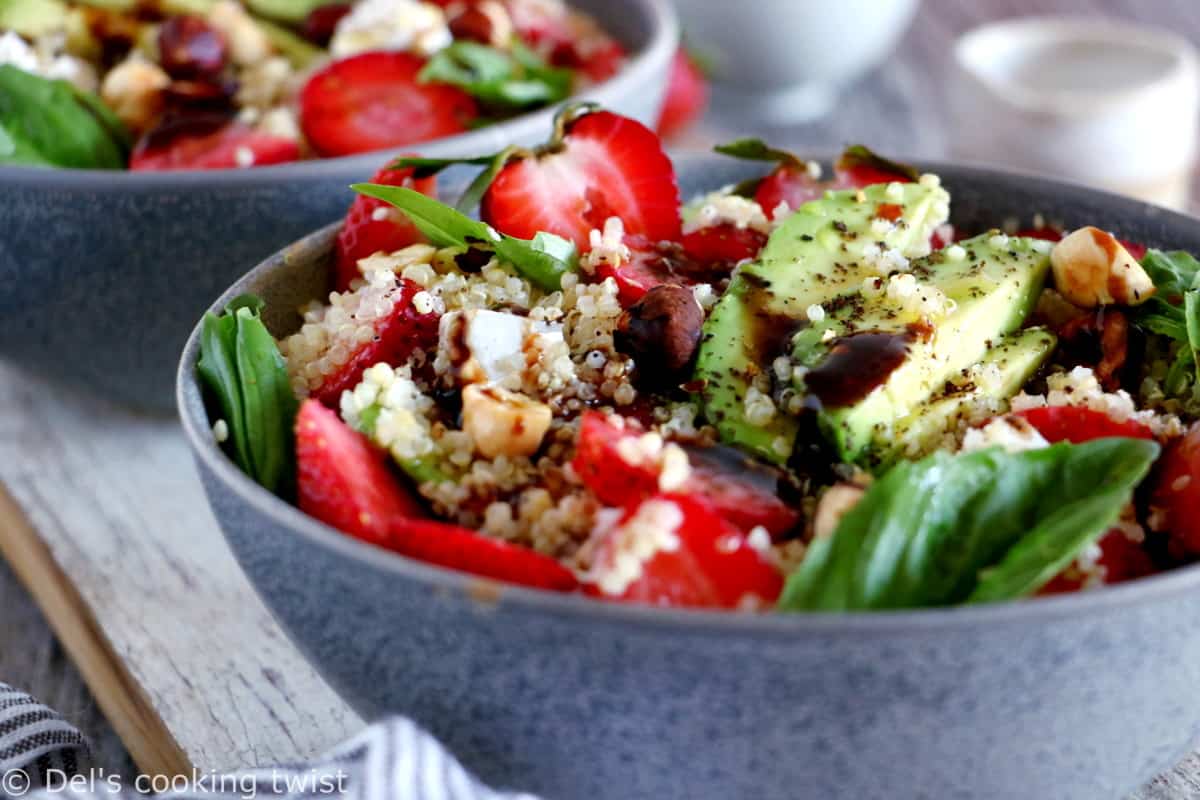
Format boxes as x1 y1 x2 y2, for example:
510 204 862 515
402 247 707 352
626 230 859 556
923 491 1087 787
198 311 252 474
1133 250 1200 393
834 145 921 182
713 137 803 167
969 438 1160 602
351 183 498 248
0 65 127 168
779 438 1159 611
234 306 297 495
197 296 297 495
419 41 572 110
350 182 575 290
495 233 577 289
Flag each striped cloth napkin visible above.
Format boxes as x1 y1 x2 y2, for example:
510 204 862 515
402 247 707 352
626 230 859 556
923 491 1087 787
0 683 538 800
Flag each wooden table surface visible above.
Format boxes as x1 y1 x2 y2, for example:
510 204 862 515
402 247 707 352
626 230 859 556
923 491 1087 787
2 0 1200 797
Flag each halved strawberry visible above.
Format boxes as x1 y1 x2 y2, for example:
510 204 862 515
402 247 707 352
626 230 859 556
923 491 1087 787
656 47 707 140
572 411 799 537
754 164 825 220
334 163 438 292
299 51 478 157
480 108 682 249
296 399 425 545
311 278 441 407
130 114 300 170
388 517 579 591
585 494 783 609
680 223 766 266
297 400 576 591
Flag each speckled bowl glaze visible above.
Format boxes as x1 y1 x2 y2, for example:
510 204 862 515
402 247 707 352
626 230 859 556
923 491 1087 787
179 155 1200 800
0 0 676 414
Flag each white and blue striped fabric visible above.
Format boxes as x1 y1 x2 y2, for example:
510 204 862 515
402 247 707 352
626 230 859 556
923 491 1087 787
0 683 539 800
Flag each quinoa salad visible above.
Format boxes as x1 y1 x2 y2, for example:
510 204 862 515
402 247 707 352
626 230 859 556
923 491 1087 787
0 0 625 169
197 106 1200 611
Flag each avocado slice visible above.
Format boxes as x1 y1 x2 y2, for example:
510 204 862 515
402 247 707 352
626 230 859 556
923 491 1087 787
876 327 1057 468
0 0 67 36
695 179 950 464
255 16 324 68
796 232 1052 465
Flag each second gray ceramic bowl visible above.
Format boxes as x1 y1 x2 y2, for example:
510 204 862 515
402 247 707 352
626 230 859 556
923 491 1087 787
0 0 676 413
179 154 1200 799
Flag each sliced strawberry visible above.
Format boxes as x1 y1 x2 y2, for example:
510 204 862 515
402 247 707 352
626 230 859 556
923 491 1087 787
1014 406 1155 444
754 164 825 220
311 278 441 407
130 115 300 170
481 108 682 249
1038 528 1156 595
681 223 766 266
334 163 438 292
596 236 716 305
656 47 707 140
296 399 425 545
585 494 782 609
1152 423 1200 555
299 51 478 158
387 517 579 591
572 411 799 536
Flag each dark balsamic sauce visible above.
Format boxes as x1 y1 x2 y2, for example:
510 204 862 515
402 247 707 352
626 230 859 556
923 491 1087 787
803 331 913 407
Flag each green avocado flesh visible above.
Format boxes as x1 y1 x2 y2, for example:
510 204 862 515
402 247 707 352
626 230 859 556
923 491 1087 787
0 0 66 36
874 326 1056 469
695 181 951 464
802 233 1051 465
696 183 1053 470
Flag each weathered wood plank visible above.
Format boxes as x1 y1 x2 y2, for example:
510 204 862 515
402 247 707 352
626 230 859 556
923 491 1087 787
0 363 361 775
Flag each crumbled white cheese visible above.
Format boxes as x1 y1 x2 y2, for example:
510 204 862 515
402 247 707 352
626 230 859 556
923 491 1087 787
331 0 451 57
961 416 1049 454
0 31 37 73
438 309 571 390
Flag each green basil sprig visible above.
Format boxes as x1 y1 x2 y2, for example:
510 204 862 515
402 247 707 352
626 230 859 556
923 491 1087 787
1132 250 1200 394
420 40 573 110
350 183 577 291
0 65 129 169
779 438 1160 611
197 295 297 495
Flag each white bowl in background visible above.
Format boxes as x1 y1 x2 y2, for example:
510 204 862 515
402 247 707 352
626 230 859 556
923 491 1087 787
672 0 920 123
951 16 1200 209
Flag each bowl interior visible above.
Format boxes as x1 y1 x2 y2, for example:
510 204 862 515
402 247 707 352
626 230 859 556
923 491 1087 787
179 152 1200 632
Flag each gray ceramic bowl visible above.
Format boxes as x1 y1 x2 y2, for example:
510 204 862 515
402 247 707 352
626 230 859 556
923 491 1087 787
0 0 676 414
179 154 1200 800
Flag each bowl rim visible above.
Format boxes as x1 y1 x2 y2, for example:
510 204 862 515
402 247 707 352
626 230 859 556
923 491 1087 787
178 153 1200 636
0 0 677 187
